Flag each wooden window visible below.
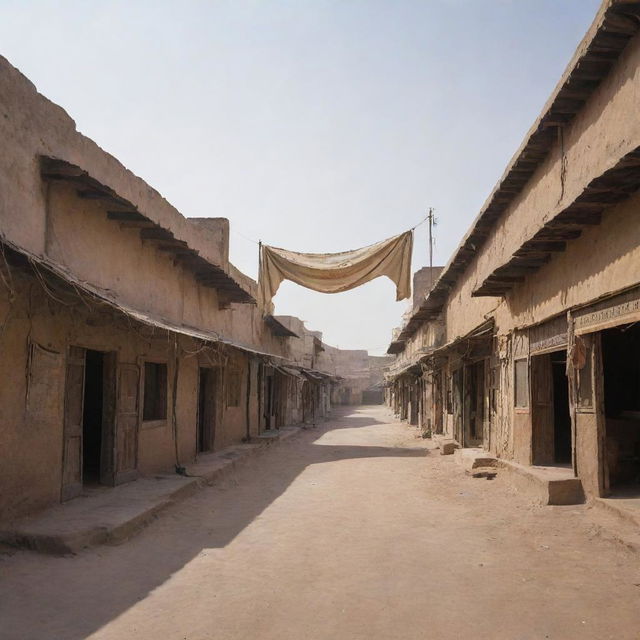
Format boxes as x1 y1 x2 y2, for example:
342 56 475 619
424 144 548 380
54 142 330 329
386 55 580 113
514 358 529 408
227 370 241 407
143 362 167 421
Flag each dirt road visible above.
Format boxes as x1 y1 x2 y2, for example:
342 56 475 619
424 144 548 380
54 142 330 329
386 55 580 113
1 406 639 640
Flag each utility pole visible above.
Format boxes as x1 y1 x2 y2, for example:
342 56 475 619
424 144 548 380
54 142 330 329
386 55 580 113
427 207 434 290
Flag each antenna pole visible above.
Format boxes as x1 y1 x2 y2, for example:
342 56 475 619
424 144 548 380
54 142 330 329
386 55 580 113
428 208 434 289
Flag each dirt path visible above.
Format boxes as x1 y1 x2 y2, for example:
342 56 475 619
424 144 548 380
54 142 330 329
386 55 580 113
1 406 639 640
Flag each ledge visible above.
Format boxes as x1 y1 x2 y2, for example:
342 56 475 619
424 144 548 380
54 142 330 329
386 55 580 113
496 460 585 505
0 427 302 555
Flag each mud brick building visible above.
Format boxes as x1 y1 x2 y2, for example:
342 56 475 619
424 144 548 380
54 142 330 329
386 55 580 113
387 0 640 504
0 55 347 522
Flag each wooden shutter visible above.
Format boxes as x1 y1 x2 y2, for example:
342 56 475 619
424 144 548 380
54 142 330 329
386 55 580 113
114 363 140 485
61 347 85 502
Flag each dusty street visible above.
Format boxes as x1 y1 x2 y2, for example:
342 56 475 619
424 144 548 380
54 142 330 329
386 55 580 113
1 406 639 640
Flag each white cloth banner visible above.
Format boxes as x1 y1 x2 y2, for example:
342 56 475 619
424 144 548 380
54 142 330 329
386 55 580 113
259 230 413 311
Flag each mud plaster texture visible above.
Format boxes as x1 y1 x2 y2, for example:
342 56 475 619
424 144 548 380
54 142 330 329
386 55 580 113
1 406 639 640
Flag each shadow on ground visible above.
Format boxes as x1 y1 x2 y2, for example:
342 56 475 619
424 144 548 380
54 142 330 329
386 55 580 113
0 406 426 640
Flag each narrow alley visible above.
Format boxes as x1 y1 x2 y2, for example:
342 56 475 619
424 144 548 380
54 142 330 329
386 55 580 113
1 406 638 640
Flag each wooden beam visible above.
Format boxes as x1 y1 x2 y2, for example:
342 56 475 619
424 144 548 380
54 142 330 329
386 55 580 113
521 241 567 252
157 244 193 254
77 189 112 200
140 228 175 241
107 211 146 222
118 221 156 230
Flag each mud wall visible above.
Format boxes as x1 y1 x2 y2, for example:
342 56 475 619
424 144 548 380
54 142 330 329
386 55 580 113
442 29 640 343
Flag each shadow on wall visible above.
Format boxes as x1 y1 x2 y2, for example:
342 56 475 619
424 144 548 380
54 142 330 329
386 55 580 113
0 407 426 640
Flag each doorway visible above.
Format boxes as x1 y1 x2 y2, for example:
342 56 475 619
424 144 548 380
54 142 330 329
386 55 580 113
265 373 274 429
531 350 571 466
62 347 116 501
602 324 640 493
82 350 105 484
463 360 484 447
197 367 217 453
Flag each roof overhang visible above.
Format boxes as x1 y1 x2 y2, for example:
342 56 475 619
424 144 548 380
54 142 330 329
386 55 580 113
396 0 640 342
275 365 305 379
427 321 495 360
386 340 406 355
0 238 277 359
473 146 640 296
264 315 299 338
40 156 255 306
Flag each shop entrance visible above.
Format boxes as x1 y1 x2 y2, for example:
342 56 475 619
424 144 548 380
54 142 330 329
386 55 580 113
82 350 105 484
463 360 484 447
531 350 571 466
61 347 117 501
602 324 640 493
197 367 217 453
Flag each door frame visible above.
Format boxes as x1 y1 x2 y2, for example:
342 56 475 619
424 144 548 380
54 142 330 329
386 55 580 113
61 345 117 501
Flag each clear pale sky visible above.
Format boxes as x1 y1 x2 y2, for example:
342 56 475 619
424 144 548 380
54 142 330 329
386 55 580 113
1 0 601 354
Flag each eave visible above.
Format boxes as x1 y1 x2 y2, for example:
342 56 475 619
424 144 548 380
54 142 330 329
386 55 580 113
265 315 299 338
395 0 640 343
40 156 255 306
473 146 640 296
387 340 406 355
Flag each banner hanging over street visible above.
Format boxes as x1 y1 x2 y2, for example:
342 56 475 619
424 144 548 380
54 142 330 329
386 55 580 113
258 230 413 311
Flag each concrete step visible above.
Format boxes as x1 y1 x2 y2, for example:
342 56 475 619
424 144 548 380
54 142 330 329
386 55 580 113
454 448 498 470
466 466 498 480
433 434 460 455
0 426 302 555
496 460 585 505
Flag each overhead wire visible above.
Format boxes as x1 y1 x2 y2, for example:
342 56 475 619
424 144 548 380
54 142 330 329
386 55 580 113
229 210 433 248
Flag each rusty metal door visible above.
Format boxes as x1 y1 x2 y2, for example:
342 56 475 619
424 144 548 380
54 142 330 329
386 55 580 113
61 346 86 501
114 363 140 485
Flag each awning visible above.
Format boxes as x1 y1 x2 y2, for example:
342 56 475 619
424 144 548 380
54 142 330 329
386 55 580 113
1 238 283 361
386 361 423 380
275 365 305 379
427 321 494 359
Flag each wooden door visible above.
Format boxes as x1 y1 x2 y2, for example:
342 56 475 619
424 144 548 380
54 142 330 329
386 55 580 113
593 334 607 495
114 363 140 485
433 372 444 435
452 369 463 443
61 346 86 501
474 360 485 446
572 333 605 497
531 354 554 465
197 367 217 453
100 352 117 485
